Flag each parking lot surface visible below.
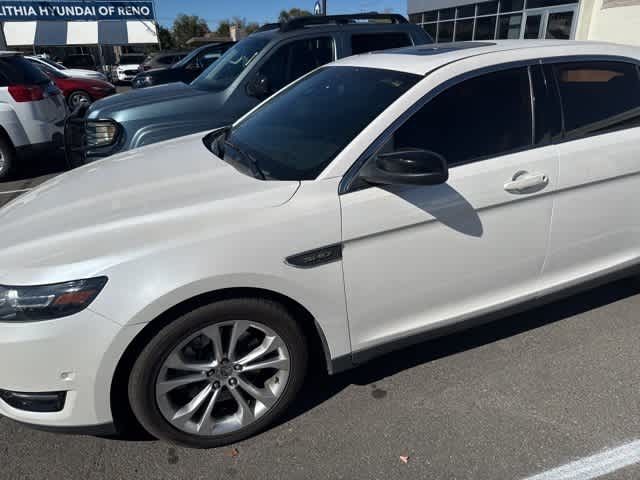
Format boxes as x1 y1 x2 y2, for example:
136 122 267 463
2 238 640 480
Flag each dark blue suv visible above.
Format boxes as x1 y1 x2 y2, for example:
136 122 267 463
65 13 431 166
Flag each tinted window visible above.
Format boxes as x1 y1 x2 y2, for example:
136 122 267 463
500 0 524 11
439 7 455 19
455 19 474 41
423 23 437 40
0 56 50 85
256 37 334 94
457 5 476 17
191 37 269 91
553 61 640 139
390 67 532 166
424 10 438 21
437 21 454 42
224 67 420 180
351 33 412 55
477 1 499 14
498 14 522 39
474 16 497 39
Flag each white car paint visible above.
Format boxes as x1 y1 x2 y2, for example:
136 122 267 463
115 63 142 82
0 40 639 431
28 56 108 81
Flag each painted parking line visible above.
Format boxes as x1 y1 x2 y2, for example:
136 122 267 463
523 440 640 480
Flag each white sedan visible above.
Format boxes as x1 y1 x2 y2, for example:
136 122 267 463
28 56 108 82
1 40 640 448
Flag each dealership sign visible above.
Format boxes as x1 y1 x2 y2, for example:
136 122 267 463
0 1 155 21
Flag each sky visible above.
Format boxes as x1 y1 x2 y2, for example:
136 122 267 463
154 0 407 28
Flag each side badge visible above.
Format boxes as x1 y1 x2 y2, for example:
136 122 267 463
286 244 343 269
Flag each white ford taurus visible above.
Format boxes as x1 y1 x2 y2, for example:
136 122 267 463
1 40 640 448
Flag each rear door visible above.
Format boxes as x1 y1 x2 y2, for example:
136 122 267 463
541 59 640 286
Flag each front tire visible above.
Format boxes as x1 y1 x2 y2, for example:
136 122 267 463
0 136 16 181
128 298 308 448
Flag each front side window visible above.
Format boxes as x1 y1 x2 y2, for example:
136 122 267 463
351 33 412 55
214 67 420 180
552 61 640 139
253 37 335 95
388 67 532 167
191 36 270 92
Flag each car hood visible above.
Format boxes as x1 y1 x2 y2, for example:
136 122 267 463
0 133 300 278
66 68 102 77
88 82 209 119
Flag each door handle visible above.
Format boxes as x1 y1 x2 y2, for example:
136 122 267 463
504 171 549 194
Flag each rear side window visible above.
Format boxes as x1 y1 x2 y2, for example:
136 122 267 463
351 33 413 55
0 56 50 85
552 61 640 139
390 67 532 166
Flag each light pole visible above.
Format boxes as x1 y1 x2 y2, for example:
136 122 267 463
323 0 327 14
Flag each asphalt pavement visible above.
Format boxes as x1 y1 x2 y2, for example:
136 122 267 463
3 156 640 479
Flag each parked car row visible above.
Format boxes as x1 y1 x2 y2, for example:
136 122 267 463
67 14 428 166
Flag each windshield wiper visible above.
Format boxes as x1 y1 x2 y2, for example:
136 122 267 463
224 139 266 180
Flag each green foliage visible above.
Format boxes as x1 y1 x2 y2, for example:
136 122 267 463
278 8 313 23
173 14 210 47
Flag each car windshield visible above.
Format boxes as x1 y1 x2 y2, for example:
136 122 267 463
191 36 270 92
210 66 420 180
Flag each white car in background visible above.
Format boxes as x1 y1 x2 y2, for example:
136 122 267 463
32 56 108 82
1 40 640 448
0 52 66 179
114 53 146 83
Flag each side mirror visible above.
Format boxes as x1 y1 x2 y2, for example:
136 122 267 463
246 73 270 99
360 149 449 186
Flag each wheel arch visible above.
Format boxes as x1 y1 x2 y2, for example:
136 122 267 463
109 286 343 434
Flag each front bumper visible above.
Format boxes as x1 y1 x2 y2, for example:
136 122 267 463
0 309 144 429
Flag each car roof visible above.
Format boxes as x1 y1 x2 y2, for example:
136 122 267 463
330 40 640 75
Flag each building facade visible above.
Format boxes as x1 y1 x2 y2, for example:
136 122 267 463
0 0 158 66
408 0 640 46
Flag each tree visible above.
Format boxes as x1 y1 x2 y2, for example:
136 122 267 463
278 8 312 23
216 20 231 37
216 17 260 37
172 14 210 48
156 24 175 50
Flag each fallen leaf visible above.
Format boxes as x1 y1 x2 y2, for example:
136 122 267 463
228 448 239 458
400 455 410 464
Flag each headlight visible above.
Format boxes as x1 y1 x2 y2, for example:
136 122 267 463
86 120 119 148
0 277 107 322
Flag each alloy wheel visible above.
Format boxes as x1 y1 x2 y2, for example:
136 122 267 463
155 320 290 436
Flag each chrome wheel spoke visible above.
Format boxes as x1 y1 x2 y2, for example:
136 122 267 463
172 384 212 422
196 388 221 433
237 377 277 409
165 352 213 372
228 320 250 361
202 324 225 362
237 335 283 366
229 385 255 426
242 355 289 372
157 373 206 395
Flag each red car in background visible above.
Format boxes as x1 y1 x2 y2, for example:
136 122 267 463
26 57 116 109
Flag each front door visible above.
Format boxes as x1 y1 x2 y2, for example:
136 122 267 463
340 66 558 356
